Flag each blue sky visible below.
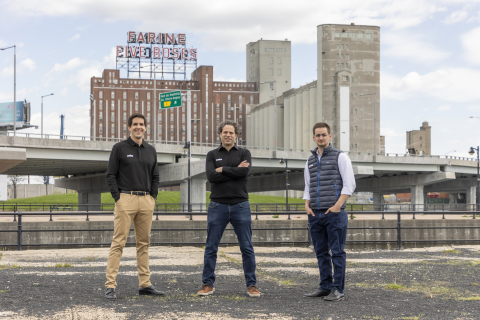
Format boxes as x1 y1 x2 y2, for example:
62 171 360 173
1 0 480 157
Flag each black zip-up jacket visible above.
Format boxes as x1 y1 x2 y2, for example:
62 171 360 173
106 137 159 202
206 144 251 204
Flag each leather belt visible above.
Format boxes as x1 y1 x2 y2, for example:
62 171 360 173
120 190 149 196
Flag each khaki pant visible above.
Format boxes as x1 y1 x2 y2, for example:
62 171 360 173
105 193 155 288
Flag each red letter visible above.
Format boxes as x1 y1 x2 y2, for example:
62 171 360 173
189 48 197 60
153 47 161 58
157 33 163 44
165 33 175 45
171 48 180 59
129 46 138 57
163 48 170 58
178 34 186 45
139 46 146 58
116 46 124 57
137 32 145 43
147 32 156 44
128 31 136 42
181 48 188 59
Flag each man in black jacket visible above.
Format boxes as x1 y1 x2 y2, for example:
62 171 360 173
104 113 163 299
197 120 260 298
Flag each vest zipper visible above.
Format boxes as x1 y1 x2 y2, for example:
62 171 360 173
335 183 339 199
316 149 325 209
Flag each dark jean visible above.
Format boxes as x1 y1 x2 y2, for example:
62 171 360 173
308 208 348 293
202 201 256 288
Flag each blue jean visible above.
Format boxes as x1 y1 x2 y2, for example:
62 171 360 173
202 201 256 288
308 209 348 293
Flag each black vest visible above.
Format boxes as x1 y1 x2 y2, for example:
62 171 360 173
307 144 345 210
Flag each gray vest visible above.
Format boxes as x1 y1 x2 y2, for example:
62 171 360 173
307 144 345 210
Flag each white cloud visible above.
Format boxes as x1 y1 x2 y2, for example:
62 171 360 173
382 31 449 64
1 58 37 76
71 63 103 91
382 68 480 102
442 10 468 24
69 34 80 41
462 26 480 65
1 0 456 51
60 87 69 96
47 57 86 75
437 105 451 111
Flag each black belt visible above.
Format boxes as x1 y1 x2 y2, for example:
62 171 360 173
120 190 149 196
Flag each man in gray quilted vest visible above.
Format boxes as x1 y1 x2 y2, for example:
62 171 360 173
303 122 356 301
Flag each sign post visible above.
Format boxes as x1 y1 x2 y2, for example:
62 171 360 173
159 91 182 109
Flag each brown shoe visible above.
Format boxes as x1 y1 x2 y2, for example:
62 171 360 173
247 285 261 297
197 284 215 296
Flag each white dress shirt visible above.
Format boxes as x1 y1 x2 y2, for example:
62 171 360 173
303 151 356 201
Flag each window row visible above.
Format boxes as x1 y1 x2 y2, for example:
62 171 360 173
333 32 373 39
264 48 287 53
270 57 282 64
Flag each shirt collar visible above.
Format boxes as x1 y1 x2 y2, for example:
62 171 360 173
217 143 239 151
127 136 145 147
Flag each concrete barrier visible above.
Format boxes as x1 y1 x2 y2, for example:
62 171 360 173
1 219 479 250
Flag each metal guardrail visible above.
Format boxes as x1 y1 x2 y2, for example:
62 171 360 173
0 210 479 251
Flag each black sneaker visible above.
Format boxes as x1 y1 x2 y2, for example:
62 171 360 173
304 288 330 297
323 288 344 301
105 288 116 299
139 285 165 296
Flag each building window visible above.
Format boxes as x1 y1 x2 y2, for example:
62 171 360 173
277 69 282 75
159 114 162 122
350 32 356 38
147 101 150 111
147 127 150 134
147 92 150 100
250 95 253 104
99 123 103 133
341 44 344 50
278 57 281 64
99 112 103 121
99 91 103 98
123 101 126 111
334 32 340 37
270 57 274 64
342 32 348 38
355 126 357 132
346 63 349 68
194 125 197 135
239 116 242 124
182 125 185 134
123 112 126 121
99 100 103 110
170 114 174 123
123 124 126 134
111 100 115 110
358 33 364 38
341 54 344 59
354 77 358 83
135 92 139 99
111 92 115 99
346 54 349 60
354 109 357 114
111 124 114 134
216 115 220 123
337 63 340 68
135 101 139 111
170 125 174 135
194 94 197 101
228 95 231 109
111 113 114 122
182 114 185 123
147 113 150 122
123 92 127 99
337 53 340 59
365 33 372 39
270 68 273 75
345 44 349 50
194 103 197 112
341 63 344 68
216 104 220 112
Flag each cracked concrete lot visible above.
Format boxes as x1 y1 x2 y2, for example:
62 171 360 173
0 245 479 319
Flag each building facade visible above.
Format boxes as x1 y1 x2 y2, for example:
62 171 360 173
407 121 431 155
90 66 258 145
246 40 291 104
247 23 381 153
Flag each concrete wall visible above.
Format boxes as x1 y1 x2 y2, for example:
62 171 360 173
1 219 478 250
7 184 68 199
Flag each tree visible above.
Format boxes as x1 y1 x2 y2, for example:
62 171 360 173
7 175 27 199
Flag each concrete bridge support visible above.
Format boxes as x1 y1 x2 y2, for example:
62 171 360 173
373 193 385 211
78 192 102 211
180 178 207 211
466 186 476 211
411 185 424 211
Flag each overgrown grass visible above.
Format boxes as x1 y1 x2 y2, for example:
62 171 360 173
0 252 2 260
11 264 21 269
223 294 246 301
0 290 9 293
444 249 460 254
456 296 480 301
85 256 97 261
385 283 404 290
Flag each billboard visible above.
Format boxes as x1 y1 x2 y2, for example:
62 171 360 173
0 101 24 128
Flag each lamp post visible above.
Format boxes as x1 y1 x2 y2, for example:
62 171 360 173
1 45 16 136
182 91 192 220
468 146 479 215
279 158 290 219
360 93 377 156
41 93 54 138
260 81 277 151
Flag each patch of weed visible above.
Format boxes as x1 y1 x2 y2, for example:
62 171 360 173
0 265 7 270
385 283 404 290
0 290 9 293
362 316 383 320
85 256 97 261
54 263 73 268
457 296 480 301
11 264 21 269
219 251 241 264
0 252 3 260
223 294 246 301
279 279 296 286
444 249 460 254
272 215 279 218
471 283 479 286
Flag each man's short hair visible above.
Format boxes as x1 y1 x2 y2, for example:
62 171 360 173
128 113 146 127
312 122 330 135
217 120 238 135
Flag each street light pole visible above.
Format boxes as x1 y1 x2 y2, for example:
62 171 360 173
360 92 377 156
41 93 54 138
468 146 479 216
279 158 290 219
260 81 277 151
1 45 16 136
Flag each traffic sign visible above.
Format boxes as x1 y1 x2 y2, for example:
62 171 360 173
160 91 182 109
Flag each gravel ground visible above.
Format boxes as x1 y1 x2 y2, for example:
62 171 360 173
0 245 479 320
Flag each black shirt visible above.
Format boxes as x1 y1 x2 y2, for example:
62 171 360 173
106 137 159 202
206 144 251 204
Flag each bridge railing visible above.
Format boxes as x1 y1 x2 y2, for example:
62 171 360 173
4 132 477 160
0 210 479 251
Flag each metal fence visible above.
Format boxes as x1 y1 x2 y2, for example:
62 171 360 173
1 210 479 251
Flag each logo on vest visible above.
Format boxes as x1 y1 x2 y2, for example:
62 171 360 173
127 154 133 158
325 161 331 163
216 158 222 161
308 164 314 168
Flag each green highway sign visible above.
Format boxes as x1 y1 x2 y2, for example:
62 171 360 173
160 91 182 109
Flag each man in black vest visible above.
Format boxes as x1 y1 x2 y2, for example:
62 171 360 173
303 122 356 301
